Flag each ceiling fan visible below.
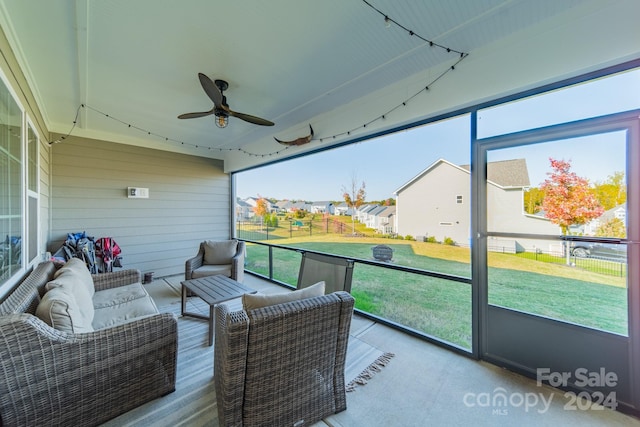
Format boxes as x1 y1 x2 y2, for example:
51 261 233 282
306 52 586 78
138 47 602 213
178 73 274 128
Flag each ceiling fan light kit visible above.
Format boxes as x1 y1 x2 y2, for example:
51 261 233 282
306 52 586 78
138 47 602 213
178 73 274 128
215 113 229 128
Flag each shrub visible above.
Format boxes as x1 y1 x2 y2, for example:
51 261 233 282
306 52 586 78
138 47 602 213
264 213 278 227
425 236 438 243
405 235 415 241
443 236 456 246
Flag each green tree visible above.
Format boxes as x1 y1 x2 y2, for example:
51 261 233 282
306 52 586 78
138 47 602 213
593 171 626 211
523 187 545 214
595 217 626 238
341 173 366 234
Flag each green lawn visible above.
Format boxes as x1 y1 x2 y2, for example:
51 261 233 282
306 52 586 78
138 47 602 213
245 238 628 349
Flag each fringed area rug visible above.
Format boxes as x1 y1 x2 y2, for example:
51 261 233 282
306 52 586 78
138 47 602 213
345 336 395 392
102 298 393 426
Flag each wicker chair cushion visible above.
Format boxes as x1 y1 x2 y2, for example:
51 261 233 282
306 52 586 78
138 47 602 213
242 281 325 310
46 260 95 325
191 264 231 278
35 286 94 333
92 282 159 329
53 257 95 296
203 240 238 265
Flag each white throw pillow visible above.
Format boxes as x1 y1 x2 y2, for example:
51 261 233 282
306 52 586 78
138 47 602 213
242 281 326 311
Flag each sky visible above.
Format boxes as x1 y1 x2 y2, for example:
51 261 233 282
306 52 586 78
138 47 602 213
236 68 639 202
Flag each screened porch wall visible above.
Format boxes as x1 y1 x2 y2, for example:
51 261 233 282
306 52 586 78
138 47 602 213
49 136 230 277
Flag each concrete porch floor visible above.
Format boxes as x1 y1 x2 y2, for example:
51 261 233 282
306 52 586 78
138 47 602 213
148 273 640 427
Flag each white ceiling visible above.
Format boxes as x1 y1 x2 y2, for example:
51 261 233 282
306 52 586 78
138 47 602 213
0 0 638 171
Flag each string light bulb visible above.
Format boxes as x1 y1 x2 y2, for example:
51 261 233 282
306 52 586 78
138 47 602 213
384 16 391 28
215 114 229 128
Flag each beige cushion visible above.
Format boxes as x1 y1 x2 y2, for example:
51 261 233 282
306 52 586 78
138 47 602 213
35 287 94 333
92 282 149 308
203 240 238 265
46 259 95 326
93 295 159 330
192 264 231 279
242 281 325 311
91 282 159 329
53 258 96 296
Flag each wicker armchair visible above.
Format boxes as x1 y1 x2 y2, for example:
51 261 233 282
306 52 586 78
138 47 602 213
0 261 178 427
214 291 354 427
185 239 245 283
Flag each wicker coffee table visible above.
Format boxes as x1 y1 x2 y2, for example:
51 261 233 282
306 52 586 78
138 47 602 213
181 275 256 346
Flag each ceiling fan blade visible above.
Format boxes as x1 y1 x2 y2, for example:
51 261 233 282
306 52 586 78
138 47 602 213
177 109 215 119
198 73 223 107
228 109 275 126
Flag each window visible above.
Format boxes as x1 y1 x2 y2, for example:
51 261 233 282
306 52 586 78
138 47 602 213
27 123 39 263
456 195 463 204
0 75 23 286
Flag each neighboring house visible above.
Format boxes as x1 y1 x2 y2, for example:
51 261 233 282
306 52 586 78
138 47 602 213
583 203 627 236
364 205 387 228
276 200 292 213
292 201 312 213
235 198 253 220
310 201 335 215
244 196 276 213
277 200 294 213
279 201 312 214
355 204 378 223
394 158 560 251
334 202 352 216
375 206 396 234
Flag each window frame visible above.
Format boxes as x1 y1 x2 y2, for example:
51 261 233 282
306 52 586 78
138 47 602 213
0 67 32 295
26 118 40 266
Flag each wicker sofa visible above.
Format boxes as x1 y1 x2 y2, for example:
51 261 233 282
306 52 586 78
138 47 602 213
0 260 178 427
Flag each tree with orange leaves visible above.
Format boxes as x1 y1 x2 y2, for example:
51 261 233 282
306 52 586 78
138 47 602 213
253 196 269 231
540 158 603 263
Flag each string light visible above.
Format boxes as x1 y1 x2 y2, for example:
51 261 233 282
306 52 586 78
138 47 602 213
315 2 469 143
47 103 292 157
362 0 467 57
50 2 469 157
48 104 82 145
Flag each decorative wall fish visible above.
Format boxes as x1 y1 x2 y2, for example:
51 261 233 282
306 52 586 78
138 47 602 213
274 124 314 146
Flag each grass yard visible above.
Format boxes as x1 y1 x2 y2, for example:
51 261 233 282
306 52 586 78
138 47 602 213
244 236 628 349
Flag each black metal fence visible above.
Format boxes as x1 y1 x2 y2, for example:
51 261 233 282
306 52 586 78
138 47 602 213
236 217 367 241
488 245 627 278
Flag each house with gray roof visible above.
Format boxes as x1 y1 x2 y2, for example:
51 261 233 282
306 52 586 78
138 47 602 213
235 198 253 220
394 158 559 251
334 202 352 216
364 205 387 228
373 206 396 234
310 201 335 215
355 204 378 223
